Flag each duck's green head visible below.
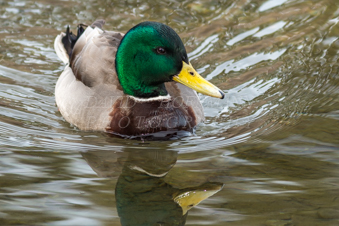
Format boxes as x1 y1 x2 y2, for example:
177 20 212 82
116 21 224 99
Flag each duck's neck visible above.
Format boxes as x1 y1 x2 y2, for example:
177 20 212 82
118 71 168 98
116 61 168 98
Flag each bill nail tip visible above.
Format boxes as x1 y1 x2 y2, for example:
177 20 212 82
219 90 225 99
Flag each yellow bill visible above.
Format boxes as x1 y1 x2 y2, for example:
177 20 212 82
173 61 225 99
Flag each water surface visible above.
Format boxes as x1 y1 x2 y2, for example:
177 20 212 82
0 0 339 225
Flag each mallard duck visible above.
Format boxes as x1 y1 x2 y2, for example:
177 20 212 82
54 20 224 137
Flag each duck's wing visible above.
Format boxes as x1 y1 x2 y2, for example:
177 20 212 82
54 20 125 131
54 20 124 87
54 20 104 64
72 30 124 88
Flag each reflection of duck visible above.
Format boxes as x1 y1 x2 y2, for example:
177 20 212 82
54 20 224 137
82 148 223 226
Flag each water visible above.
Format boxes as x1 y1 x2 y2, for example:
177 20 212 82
0 0 339 225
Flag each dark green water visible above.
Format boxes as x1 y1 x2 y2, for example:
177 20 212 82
0 0 338 225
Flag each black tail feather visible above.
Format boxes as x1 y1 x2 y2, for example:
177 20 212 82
61 24 87 58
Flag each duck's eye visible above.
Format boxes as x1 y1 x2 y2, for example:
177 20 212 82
156 47 166 54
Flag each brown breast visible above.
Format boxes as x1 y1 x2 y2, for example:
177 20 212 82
106 96 197 136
